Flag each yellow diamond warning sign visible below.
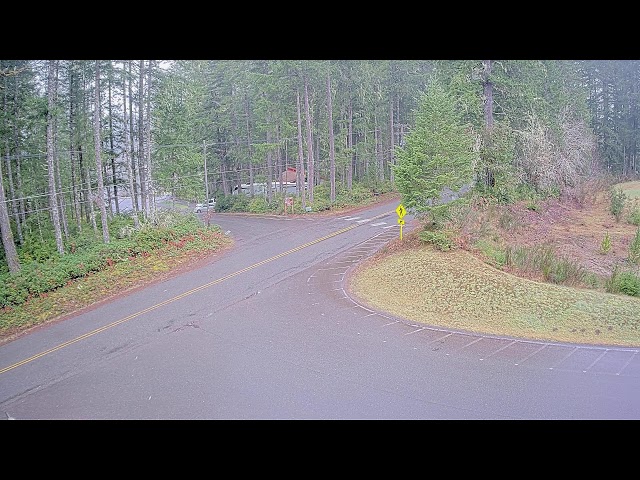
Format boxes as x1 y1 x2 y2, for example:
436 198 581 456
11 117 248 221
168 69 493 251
396 204 406 218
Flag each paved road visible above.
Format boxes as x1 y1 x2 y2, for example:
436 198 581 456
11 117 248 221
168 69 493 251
1 197 639 419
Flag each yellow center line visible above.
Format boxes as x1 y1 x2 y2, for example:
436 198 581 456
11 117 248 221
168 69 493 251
0 210 395 375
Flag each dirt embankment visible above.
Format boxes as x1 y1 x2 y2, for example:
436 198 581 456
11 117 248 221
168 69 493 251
456 181 640 281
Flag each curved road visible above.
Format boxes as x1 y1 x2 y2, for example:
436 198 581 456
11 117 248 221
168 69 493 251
1 197 639 419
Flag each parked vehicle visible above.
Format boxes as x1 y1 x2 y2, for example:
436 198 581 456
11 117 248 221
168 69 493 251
194 198 216 213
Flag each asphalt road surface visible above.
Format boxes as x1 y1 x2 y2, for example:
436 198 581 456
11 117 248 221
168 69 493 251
1 197 639 419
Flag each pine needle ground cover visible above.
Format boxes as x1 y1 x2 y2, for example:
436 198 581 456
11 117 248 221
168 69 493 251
348 243 640 347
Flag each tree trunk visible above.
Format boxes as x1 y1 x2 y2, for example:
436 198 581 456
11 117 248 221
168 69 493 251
296 89 306 208
276 126 283 194
107 62 119 214
85 157 97 234
54 133 69 240
138 59 147 217
266 129 273 202
146 60 154 215
103 161 112 215
6 77 24 244
483 59 495 188
304 76 314 203
375 114 383 182
46 60 64 255
327 72 336 203
362 128 368 179
52 62 69 241
78 146 91 225
3 141 20 243
245 95 254 196
220 162 228 196
14 152 25 239
68 64 82 232
50 64 69 240
122 61 139 228
128 61 139 212
0 72 19 272
93 61 110 243
389 93 395 183
347 97 353 190
3 75 22 245
0 155 19 272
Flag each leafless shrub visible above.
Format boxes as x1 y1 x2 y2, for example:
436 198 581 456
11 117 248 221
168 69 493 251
515 110 598 194
563 176 607 207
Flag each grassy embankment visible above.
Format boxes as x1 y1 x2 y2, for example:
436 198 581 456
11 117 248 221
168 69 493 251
349 182 640 348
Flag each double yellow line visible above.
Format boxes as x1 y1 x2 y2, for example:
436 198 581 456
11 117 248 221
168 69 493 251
1 211 394 375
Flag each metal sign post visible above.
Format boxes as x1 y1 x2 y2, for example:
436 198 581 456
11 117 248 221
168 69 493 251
396 204 406 240
284 196 294 214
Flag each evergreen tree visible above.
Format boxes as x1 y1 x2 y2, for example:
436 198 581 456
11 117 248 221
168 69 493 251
393 79 476 219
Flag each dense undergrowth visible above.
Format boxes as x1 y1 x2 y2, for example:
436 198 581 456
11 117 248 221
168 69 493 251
0 211 224 309
213 181 395 214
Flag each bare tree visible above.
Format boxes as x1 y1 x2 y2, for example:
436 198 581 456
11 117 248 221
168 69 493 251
93 61 110 243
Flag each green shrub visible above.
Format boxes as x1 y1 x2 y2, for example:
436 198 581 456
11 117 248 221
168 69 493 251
342 183 375 203
504 244 586 287
610 188 627 222
600 232 612 254
540 185 561 199
419 229 456 251
547 258 586 286
627 206 640 226
248 196 271 214
474 238 506 267
18 236 57 263
606 267 640 297
214 194 251 212
526 195 540 211
308 196 332 212
629 227 640 264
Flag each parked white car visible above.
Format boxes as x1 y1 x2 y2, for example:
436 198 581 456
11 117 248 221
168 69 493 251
194 198 216 213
